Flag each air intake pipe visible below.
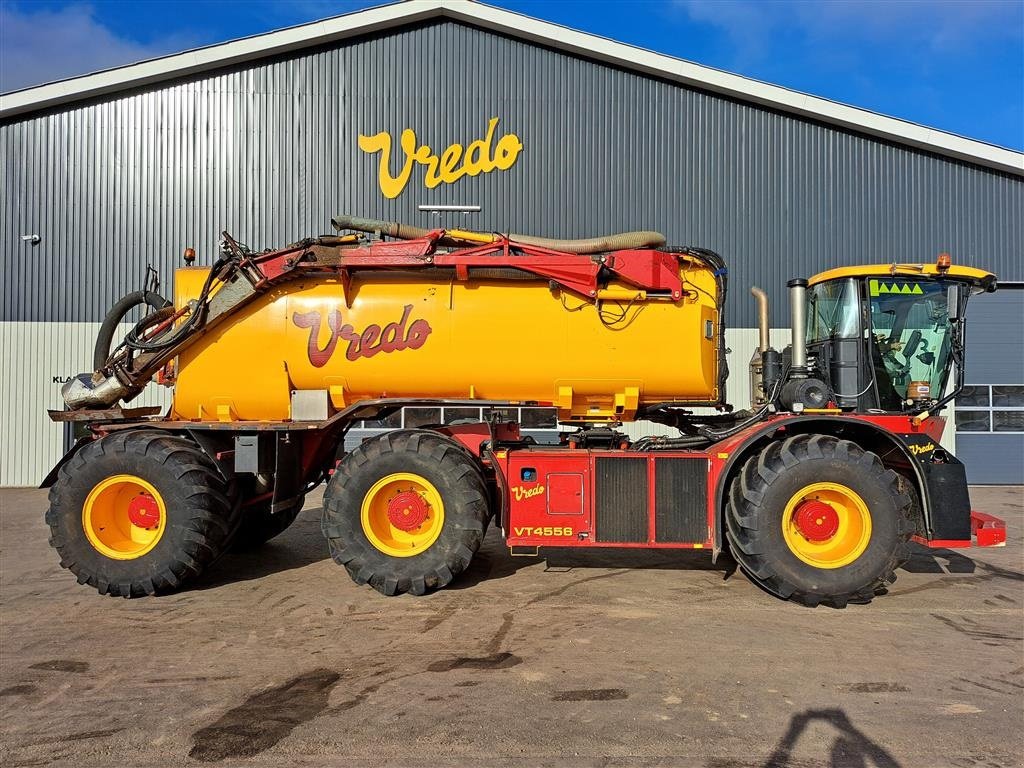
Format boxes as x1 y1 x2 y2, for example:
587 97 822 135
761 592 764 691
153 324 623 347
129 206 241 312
787 278 809 373
778 277 829 411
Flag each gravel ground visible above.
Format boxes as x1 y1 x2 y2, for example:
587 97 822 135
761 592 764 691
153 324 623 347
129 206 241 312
1 484 1021 768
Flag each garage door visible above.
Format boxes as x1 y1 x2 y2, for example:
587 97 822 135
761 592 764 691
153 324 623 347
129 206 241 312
955 286 1024 484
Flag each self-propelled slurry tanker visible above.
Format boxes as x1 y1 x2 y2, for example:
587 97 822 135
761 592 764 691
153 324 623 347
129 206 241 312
45 216 1006 606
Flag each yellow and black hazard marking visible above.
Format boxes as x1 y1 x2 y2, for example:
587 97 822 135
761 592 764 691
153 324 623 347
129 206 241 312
869 279 924 297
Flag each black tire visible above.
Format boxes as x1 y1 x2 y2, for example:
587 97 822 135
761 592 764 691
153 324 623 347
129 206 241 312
231 494 306 551
322 430 489 596
725 434 914 608
93 291 172 370
46 431 236 597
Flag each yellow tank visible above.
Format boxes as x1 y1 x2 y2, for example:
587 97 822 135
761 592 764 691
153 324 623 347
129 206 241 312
171 258 721 423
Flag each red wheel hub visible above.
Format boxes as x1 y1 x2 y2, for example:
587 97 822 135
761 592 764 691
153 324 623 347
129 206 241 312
386 491 429 531
127 493 161 529
793 500 839 542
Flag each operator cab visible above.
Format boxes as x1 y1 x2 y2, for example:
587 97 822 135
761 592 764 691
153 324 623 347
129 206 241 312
804 257 996 414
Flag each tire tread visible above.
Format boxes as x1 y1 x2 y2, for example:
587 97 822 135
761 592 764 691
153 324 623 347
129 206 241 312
45 431 235 597
725 434 913 608
322 430 489 597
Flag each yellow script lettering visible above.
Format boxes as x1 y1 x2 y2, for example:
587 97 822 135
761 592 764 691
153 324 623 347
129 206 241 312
511 484 545 502
359 117 523 199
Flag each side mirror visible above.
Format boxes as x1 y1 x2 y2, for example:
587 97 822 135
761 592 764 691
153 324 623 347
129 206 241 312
947 285 960 321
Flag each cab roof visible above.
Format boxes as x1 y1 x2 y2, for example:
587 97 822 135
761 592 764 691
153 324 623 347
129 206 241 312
808 263 996 288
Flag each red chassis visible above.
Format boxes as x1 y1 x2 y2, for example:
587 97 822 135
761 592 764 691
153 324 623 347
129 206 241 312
437 413 1008 554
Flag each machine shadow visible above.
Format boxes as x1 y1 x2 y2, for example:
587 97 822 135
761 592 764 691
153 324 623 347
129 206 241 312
709 708 902 767
193 508 739 592
899 542 978 574
451 528 739 591
193 507 333 590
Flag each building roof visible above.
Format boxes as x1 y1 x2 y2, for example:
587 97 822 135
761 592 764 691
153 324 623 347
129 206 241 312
1 0 1021 176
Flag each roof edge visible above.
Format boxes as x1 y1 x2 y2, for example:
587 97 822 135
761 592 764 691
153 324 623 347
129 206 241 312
1 0 1021 176
0 0 435 117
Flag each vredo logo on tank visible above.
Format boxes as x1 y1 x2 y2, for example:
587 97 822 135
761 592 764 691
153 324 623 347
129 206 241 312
358 117 523 199
292 305 432 367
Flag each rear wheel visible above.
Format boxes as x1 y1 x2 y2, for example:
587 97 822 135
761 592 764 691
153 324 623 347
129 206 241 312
322 430 489 596
46 431 237 597
725 434 913 607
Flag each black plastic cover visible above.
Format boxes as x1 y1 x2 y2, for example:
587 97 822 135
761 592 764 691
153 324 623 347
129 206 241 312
922 457 973 541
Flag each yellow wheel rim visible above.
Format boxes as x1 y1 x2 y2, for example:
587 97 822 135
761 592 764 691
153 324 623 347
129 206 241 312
781 482 872 569
360 472 445 557
82 475 167 560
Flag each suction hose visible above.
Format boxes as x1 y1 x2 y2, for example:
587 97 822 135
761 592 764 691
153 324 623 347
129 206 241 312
93 290 172 371
330 214 666 255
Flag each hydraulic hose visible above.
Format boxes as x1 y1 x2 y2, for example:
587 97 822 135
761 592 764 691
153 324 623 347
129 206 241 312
330 214 666 254
93 290 172 371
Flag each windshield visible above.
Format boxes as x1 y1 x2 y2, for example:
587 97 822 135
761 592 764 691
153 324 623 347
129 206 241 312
868 278 954 410
808 278 860 343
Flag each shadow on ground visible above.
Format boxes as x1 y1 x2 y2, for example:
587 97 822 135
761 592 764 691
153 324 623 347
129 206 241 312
900 543 978 574
710 707 902 768
192 507 739 593
194 508 332 590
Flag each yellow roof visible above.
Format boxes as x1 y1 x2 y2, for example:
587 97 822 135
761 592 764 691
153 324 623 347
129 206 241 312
809 263 996 287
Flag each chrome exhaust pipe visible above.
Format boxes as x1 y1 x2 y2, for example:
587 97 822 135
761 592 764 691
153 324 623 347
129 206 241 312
62 373 130 410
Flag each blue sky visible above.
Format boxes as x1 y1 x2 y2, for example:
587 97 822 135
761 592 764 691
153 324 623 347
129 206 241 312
1 0 1021 150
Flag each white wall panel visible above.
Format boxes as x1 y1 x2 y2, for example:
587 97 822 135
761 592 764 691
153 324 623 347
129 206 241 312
0 322 171 486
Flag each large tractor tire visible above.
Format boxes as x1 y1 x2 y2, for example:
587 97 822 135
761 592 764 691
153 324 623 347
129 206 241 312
46 431 238 597
231 494 306 551
725 434 914 608
322 430 489 596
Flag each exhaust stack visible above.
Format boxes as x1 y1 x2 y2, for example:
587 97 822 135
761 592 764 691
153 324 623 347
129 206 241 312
751 286 770 354
748 287 781 407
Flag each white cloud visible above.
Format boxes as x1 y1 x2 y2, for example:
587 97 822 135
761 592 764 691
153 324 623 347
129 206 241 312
0 3 207 93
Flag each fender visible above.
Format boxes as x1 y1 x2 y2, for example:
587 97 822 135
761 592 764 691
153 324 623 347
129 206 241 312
39 436 93 488
39 428 234 489
710 414 935 554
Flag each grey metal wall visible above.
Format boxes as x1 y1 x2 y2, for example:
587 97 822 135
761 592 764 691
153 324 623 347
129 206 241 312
956 287 1024 484
2 20 1022 329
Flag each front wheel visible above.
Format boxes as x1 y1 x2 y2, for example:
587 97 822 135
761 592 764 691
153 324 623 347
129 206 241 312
725 434 914 607
321 430 489 596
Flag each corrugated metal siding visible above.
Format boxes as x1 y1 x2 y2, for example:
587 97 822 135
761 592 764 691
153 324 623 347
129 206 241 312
0 19 1010 484
2 20 1021 328
963 286 1024 385
956 287 1023 484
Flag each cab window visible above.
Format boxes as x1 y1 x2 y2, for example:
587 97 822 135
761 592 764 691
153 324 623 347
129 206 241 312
869 280 953 410
808 278 860 343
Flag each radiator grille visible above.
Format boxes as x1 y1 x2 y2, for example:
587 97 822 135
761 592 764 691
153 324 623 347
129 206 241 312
594 458 648 543
654 458 708 543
